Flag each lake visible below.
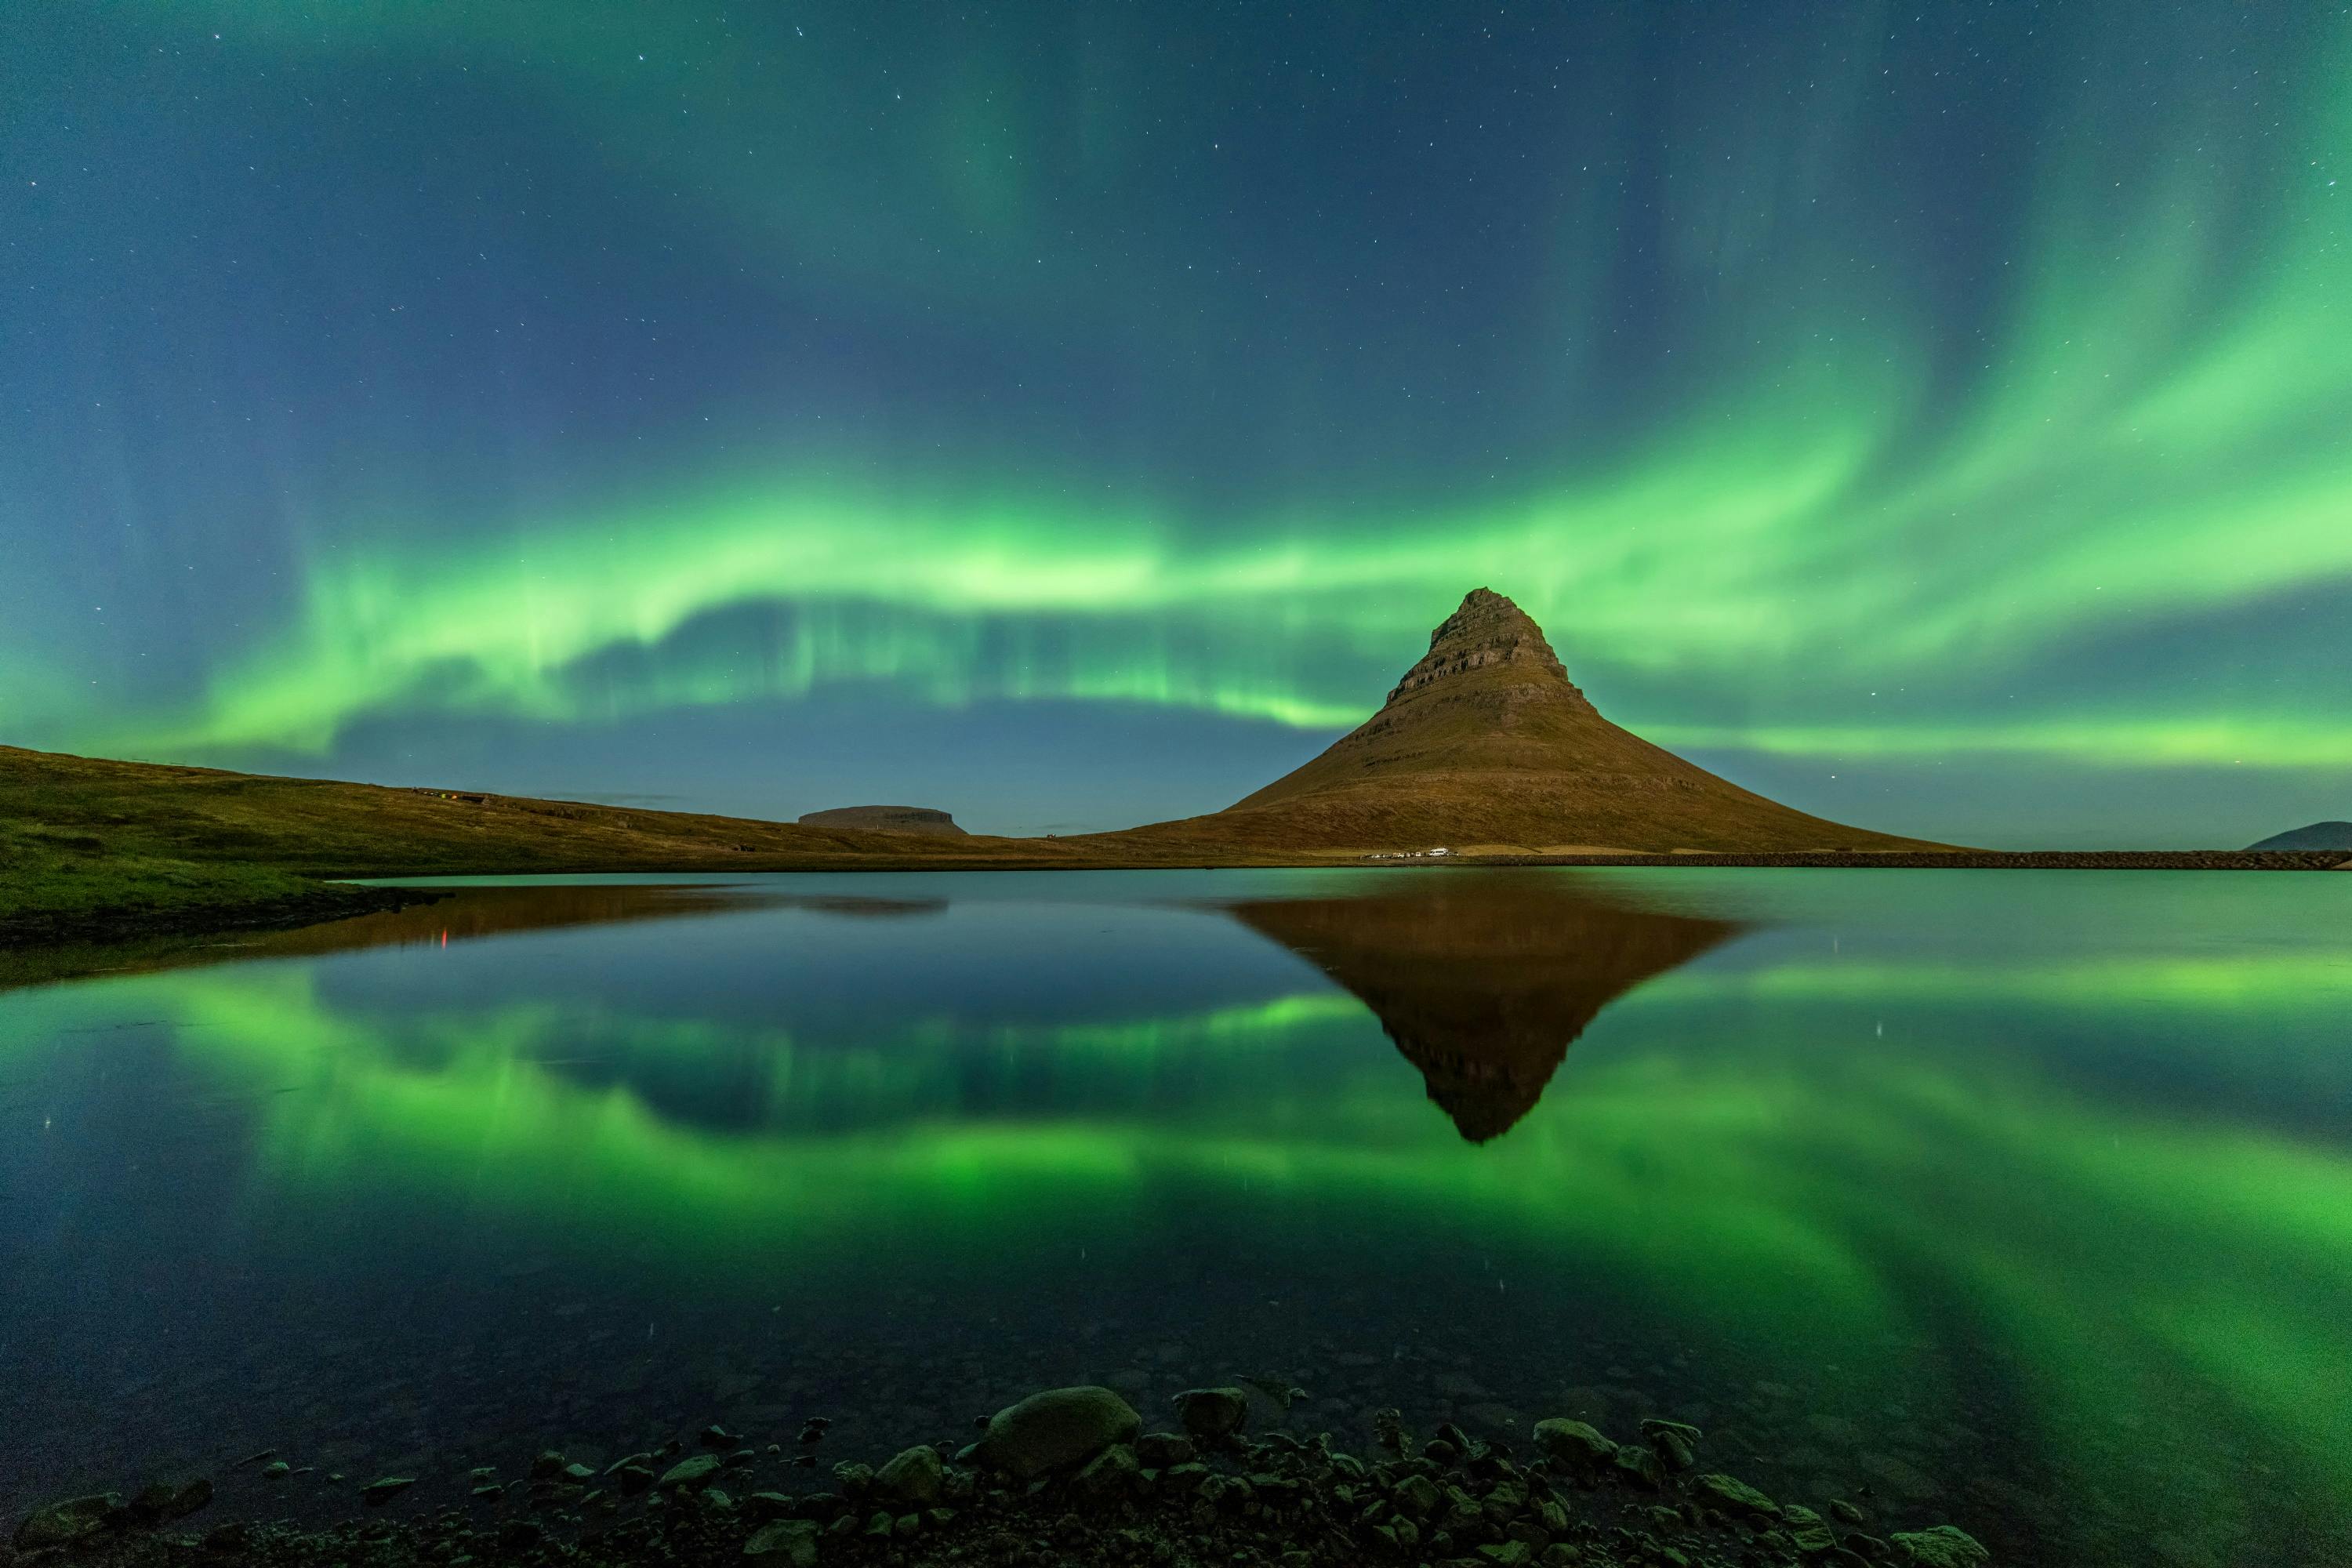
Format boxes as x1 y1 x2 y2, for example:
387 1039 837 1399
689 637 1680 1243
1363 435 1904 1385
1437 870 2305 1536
3 868 2347 1565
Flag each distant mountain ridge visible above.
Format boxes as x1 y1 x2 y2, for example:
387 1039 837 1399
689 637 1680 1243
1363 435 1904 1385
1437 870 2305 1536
1121 587 1939 855
2245 822 2352 851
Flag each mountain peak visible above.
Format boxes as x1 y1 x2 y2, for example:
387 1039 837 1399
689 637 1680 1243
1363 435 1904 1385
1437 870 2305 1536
1170 584 1936 854
2245 821 2352 851
1386 587 1577 705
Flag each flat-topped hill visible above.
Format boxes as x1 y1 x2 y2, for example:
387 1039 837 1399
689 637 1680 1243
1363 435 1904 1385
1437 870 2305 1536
798 805 967 837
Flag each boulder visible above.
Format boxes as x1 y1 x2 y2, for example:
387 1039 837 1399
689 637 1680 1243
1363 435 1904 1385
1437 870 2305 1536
1692 1472 1779 1517
1392 1472 1441 1516
1135 1432 1196 1468
973 1386 1142 1481
1638 1417 1701 1472
875 1445 943 1506
1171 1386 1250 1442
660 1454 724 1490
1893 1525 1991 1567
1532 1417 1617 1468
360 1476 416 1507
129 1479 212 1523
743 1518 821 1567
1782 1503 1838 1555
1613 1444 1663 1489
14 1494 122 1550
1069 1443 1142 1503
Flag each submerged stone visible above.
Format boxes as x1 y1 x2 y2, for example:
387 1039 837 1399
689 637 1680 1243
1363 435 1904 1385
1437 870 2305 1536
360 1476 416 1507
1783 1504 1838 1555
1392 1472 1441 1516
743 1517 820 1566
1638 1418 1702 1472
1172 1385 1250 1442
660 1454 723 1490
15 1493 122 1550
1136 1431 1196 1468
1532 1418 1617 1468
1613 1444 1663 1490
975 1386 1142 1480
129 1479 212 1523
876 1444 943 1505
1072 1443 1141 1503
1692 1472 1779 1517
1892 1524 1991 1566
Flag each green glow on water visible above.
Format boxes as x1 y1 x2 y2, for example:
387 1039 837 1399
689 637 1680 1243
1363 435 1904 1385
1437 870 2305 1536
8 869 2350 1561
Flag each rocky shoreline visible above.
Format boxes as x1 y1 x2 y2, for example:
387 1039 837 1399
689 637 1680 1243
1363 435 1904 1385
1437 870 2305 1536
10 1385 1990 1568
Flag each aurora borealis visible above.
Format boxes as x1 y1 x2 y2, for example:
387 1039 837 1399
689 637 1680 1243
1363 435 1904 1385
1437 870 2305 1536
3 4 2347 842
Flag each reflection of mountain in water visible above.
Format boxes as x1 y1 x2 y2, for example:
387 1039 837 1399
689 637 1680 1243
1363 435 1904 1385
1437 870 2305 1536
1230 880 1737 1142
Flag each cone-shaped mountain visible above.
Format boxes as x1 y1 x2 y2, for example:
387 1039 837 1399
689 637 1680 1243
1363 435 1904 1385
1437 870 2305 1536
1141 588 1933 854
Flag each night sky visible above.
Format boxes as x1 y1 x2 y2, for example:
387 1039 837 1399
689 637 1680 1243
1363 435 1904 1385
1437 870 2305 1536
4 3 2346 846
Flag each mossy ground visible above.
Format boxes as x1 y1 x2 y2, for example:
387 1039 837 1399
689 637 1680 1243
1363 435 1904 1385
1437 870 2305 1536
0 827 415 944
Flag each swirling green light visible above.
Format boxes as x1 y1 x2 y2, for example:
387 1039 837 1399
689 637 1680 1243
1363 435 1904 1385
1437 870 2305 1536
35 4 2352 794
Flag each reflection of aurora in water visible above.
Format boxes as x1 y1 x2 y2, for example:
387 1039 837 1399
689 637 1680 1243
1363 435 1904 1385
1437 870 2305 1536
5 870 2350 1563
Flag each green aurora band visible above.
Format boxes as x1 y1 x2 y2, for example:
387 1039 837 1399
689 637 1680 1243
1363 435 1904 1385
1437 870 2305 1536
24 4 2348 789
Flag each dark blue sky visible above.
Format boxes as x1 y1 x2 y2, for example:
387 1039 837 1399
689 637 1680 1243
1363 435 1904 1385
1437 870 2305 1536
3 2 2347 844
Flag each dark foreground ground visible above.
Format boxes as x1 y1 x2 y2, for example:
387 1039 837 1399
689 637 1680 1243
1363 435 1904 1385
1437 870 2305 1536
9 1386 1988 1568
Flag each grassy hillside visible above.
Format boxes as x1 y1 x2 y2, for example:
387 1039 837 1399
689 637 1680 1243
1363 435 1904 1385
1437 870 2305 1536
0 746 1097 875
0 745 1101 941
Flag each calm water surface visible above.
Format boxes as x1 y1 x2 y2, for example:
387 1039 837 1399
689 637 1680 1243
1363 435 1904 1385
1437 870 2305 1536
4 869 2347 1565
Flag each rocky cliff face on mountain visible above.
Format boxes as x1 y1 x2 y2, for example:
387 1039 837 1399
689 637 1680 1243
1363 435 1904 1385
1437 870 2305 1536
1131 588 1936 855
796 806 967 837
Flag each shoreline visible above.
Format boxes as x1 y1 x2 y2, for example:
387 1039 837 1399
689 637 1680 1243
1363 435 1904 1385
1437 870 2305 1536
0 883 442 952
3 850 2339 971
11 1384 1991 1568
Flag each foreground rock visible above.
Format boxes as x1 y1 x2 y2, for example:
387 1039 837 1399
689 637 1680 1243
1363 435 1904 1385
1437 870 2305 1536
1171 1385 1250 1443
1894 1524 1994 1566
11 1388 1995 1568
967 1385 1142 1481
13 1494 122 1550
874 1445 943 1506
